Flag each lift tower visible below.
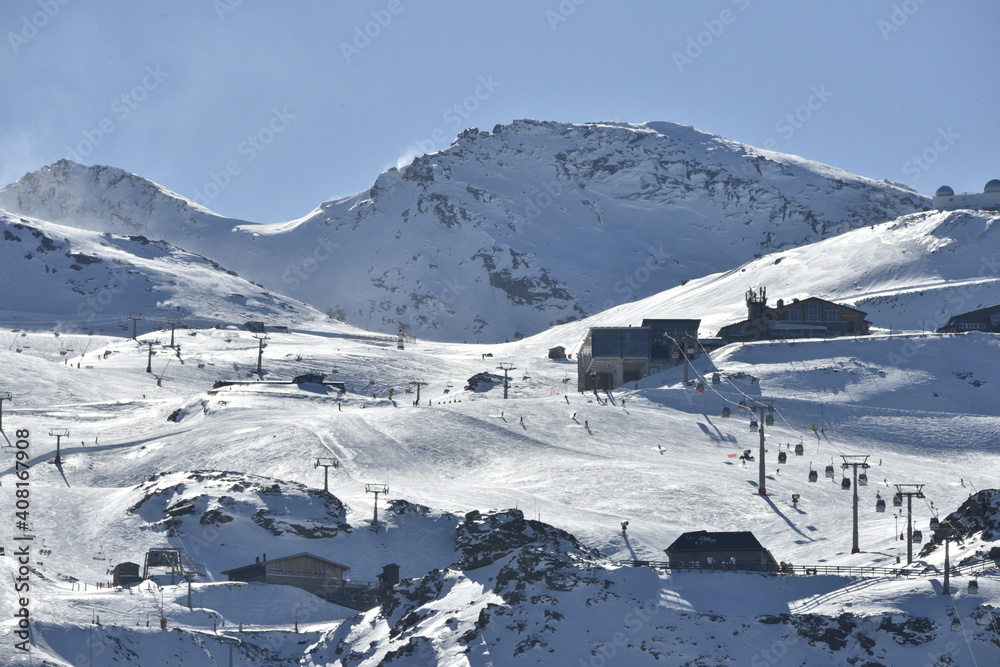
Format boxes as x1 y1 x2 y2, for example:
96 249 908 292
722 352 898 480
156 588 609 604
894 484 925 565
841 455 871 553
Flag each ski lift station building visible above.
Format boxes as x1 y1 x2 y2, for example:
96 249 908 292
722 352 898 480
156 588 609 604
664 530 779 570
576 319 700 391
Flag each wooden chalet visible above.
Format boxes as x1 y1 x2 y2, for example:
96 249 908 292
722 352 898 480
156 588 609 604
717 287 870 344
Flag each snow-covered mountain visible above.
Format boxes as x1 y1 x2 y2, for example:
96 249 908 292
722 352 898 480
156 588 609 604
0 210 325 332
0 120 929 342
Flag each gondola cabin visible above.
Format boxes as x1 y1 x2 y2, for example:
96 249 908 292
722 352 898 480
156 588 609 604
765 414 774 426
841 477 851 490
808 469 818 483
930 517 940 531
875 497 886 512
749 419 758 431
696 383 705 394
893 493 903 507
858 472 868 486
721 406 730 418
825 465 835 478
794 443 804 456
912 530 923 543
778 451 787 464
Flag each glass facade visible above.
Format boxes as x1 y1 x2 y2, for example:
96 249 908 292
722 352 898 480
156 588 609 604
591 329 650 357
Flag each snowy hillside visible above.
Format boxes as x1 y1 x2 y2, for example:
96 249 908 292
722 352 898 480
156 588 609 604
0 120 929 341
0 210 329 333
0 312 997 665
521 208 1000 356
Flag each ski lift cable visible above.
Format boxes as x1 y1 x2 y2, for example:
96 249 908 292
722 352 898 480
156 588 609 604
682 335 849 456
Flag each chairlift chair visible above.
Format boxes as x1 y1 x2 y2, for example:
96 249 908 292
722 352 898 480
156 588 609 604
912 529 923 543
808 469 818 483
778 451 787 464
875 497 886 512
841 476 851 490
794 442 804 456
858 472 868 486
825 464 835 478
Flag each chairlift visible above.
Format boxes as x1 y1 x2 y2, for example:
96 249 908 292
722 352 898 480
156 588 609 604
858 472 868 486
892 492 903 507
841 476 851 490
721 406 730 418
929 517 940 531
912 529 923 543
875 497 886 513
778 451 787 464
794 442 804 456
808 469 818 483
824 464 835 478
749 419 758 431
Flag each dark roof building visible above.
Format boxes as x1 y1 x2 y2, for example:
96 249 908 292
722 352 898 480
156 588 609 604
576 319 700 391
717 287 870 344
112 561 142 588
220 552 385 610
936 304 1000 333
664 530 778 570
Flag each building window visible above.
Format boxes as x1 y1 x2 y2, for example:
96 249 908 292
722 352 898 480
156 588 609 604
824 307 841 322
785 307 802 322
806 303 822 322
991 313 1000 327
958 322 986 330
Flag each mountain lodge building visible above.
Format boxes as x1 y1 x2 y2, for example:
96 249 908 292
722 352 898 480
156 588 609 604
717 287 871 344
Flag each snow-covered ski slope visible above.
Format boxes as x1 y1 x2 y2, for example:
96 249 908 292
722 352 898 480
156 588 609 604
0 312 997 665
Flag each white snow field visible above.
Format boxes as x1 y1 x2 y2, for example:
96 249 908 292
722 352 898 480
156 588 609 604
0 314 997 665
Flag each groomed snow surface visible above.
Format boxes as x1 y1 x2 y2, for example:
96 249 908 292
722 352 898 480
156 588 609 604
0 323 998 665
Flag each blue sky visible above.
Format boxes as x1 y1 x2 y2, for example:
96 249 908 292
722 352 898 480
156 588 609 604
1 0 997 223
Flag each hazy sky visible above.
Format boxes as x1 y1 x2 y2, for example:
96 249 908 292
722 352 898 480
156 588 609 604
2 1 997 222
